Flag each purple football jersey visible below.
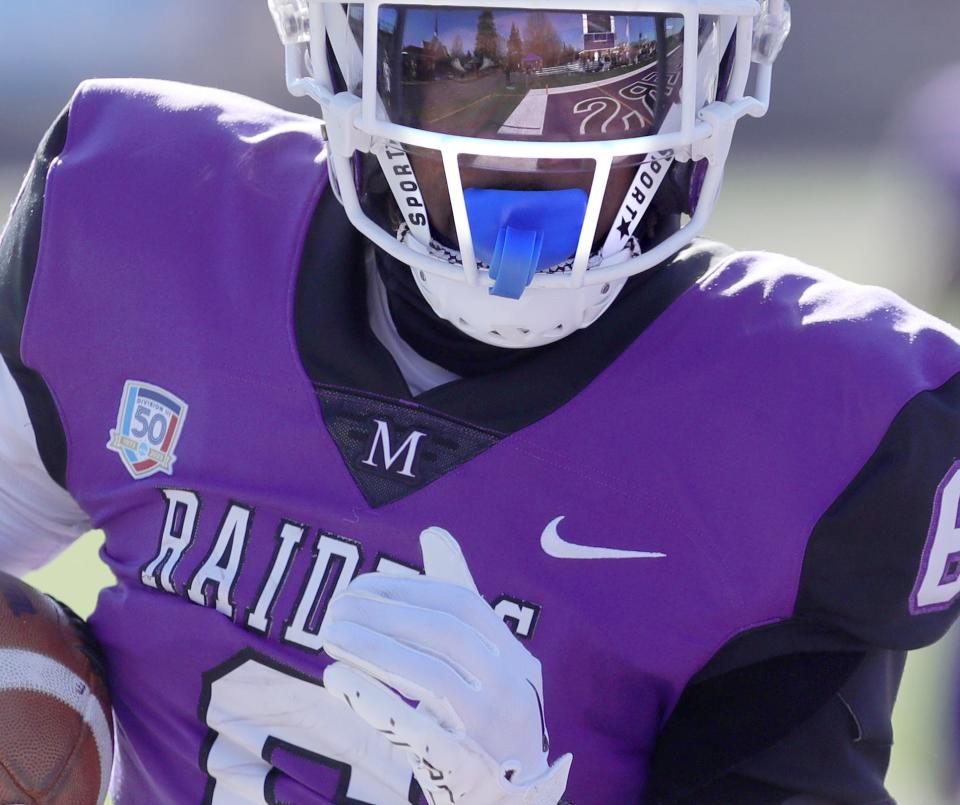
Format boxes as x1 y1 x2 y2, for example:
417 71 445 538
18 79 960 803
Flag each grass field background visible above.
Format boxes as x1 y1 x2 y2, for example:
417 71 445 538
5 147 960 803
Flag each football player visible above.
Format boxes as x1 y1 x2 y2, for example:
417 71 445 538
1 1 959 803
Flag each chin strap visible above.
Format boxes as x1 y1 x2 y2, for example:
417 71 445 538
600 152 675 259
375 141 434 246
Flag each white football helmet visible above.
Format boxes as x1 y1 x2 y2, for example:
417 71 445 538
268 0 790 347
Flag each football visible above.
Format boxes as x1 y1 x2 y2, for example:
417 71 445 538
0 573 112 805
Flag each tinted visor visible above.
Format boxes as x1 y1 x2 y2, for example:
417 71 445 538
354 7 710 142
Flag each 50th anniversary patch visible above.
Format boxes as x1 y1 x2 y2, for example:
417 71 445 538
107 381 188 479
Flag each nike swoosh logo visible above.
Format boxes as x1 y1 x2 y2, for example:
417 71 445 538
540 516 666 560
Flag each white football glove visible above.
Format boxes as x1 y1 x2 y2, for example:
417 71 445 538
320 526 572 805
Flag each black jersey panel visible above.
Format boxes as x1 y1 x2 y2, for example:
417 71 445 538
645 648 903 804
797 369 960 650
295 182 411 399
711 650 902 805
0 106 70 488
683 618 875 682
645 646 863 801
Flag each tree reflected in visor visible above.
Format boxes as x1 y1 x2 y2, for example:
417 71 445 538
362 7 692 142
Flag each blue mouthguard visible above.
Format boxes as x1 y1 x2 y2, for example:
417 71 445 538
463 188 589 299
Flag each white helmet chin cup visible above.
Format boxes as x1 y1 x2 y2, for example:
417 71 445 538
268 0 788 348
414 268 627 349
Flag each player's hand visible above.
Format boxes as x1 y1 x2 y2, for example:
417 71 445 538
320 526 572 805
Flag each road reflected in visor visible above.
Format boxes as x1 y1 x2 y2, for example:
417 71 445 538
366 7 694 142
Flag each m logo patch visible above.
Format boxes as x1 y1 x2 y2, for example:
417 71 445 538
362 419 427 479
107 381 188 480
316 386 501 508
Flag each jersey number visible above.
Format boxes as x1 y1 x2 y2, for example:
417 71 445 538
199 650 419 804
912 462 960 613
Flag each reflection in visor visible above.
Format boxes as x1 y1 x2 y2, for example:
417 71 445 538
362 7 697 143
